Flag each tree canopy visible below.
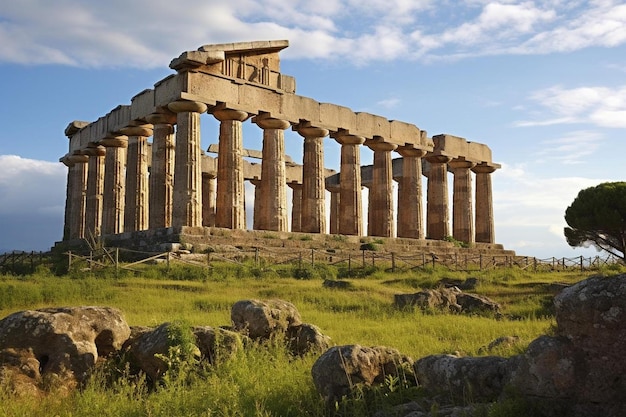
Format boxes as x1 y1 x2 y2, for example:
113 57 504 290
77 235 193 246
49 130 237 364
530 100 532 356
564 182 626 261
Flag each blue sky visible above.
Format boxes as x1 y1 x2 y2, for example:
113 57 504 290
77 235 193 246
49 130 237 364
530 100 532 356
0 0 625 258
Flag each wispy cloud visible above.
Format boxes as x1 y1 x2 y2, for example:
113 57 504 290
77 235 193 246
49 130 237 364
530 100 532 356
534 131 603 165
1 1 625 67
515 84 626 128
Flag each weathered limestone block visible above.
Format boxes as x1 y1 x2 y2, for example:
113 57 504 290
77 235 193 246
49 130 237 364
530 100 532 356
0 307 130 392
192 326 244 364
393 288 461 312
311 344 414 404
231 299 302 339
286 323 331 355
415 354 514 403
509 274 626 417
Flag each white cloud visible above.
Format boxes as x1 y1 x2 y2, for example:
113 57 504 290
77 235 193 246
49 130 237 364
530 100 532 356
1 1 625 67
515 84 626 128
535 131 603 165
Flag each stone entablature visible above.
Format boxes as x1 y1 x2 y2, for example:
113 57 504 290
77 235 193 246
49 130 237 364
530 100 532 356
59 39 502 249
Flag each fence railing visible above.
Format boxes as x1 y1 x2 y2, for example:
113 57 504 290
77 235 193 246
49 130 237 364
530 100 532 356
0 247 620 276
58 246 621 276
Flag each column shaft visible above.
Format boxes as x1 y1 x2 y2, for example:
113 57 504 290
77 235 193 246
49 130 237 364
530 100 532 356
85 146 106 238
101 137 128 235
124 131 151 232
68 156 89 240
213 109 248 229
367 141 397 237
397 148 426 239
335 133 365 236
298 126 329 234
169 101 207 228
425 156 451 240
328 186 340 235
450 159 476 244
202 174 217 227
473 164 497 243
255 116 290 232
148 117 176 229
289 183 303 233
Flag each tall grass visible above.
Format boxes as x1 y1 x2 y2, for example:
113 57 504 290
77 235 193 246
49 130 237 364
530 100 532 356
0 262 613 416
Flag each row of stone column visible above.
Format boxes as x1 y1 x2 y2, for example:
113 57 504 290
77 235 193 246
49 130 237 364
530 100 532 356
63 100 496 245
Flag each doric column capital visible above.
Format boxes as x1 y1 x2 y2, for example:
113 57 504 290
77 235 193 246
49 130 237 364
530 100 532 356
332 130 365 146
253 113 290 130
59 154 74 167
168 100 208 114
425 154 452 164
212 108 249 122
66 153 89 164
82 145 106 157
288 181 303 190
64 121 90 138
119 123 154 137
472 162 499 174
145 111 177 125
396 144 427 158
365 137 398 152
99 135 129 148
448 158 476 171
296 122 329 139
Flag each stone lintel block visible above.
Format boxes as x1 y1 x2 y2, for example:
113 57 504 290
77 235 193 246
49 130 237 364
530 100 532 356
201 155 218 176
199 40 289 55
169 50 225 71
320 103 356 132
284 164 303 183
354 112 391 140
432 134 471 159
130 89 155 121
107 105 132 135
279 74 296 94
184 71 238 108
239 84 283 120
64 120 90 138
467 141 493 164
282 95 320 125
154 73 186 109
389 120 430 149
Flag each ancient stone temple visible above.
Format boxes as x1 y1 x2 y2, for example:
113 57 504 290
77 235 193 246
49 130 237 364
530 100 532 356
58 40 504 254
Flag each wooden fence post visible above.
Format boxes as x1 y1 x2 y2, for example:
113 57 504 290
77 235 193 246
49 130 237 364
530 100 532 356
68 251 72 271
115 248 119 278
255 247 259 266
311 249 315 266
391 253 396 273
348 254 352 275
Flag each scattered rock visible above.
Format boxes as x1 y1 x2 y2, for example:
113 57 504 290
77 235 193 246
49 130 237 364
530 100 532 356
231 299 302 339
455 292 501 314
323 279 351 289
311 344 414 405
438 277 479 291
478 336 520 354
193 326 244 364
415 354 513 403
287 323 331 355
394 288 461 312
0 306 130 394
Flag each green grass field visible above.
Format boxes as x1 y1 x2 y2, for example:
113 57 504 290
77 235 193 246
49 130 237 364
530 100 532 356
0 261 619 416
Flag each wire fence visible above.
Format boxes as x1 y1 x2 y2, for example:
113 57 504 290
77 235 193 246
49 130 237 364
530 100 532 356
0 247 621 276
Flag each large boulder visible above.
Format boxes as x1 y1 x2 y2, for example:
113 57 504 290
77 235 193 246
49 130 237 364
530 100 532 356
455 293 501 314
286 323 331 355
414 354 514 403
0 306 130 393
510 274 626 416
193 326 244 363
231 299 302 339
311 344 414 404
394 288 461 312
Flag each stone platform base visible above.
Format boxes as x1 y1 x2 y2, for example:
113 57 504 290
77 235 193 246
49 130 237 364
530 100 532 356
54 226 515 260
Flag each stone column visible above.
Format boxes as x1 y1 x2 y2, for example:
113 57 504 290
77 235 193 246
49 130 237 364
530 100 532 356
297 124 329 234
65 154 89 240
83 145 106 238
327 185 340 235
213 108 249 229
366 138 398 237
146 112 177 229
333 132 365 236
253 114 290 232
250 178 263 230
121 123 153 232
60 156 73 241
168 100 208 228
473 163 497 243
288 182 303 233
202 173 217 227
100 135 128 235
449 158 476 244
425 155 451 240
396 146 427 239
